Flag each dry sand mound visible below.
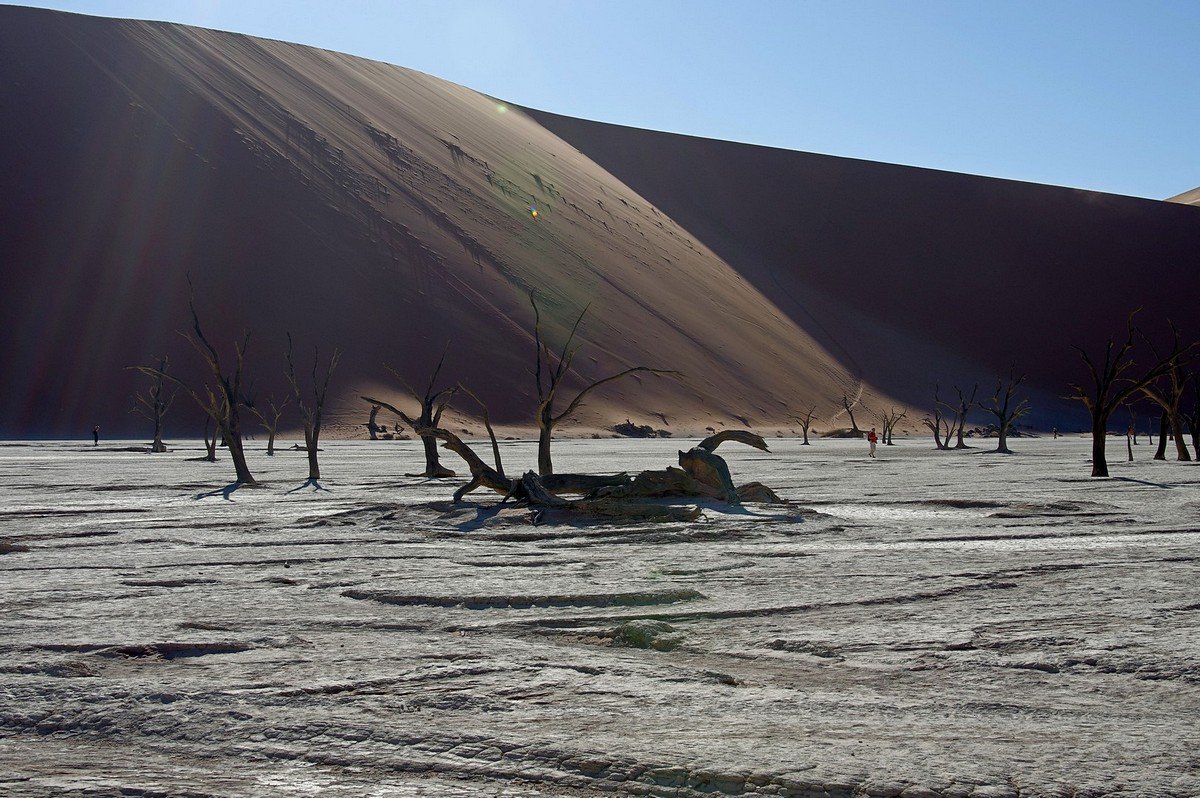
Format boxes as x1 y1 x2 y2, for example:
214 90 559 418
2 6 1198 439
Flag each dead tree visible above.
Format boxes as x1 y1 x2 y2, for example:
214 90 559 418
509 471 701 523
983 367 1030 454
921 384 954 450
1139 325 1192 462
285 334 341 481
246 394 290 456
874 407 907 445
366 404 382 440
1152 413 1171 460
788 406 817 445
1068 313 1195 477
1126 403 1140 445
365 391 509 501
592 430 779 505
1187 386 1200 460
386 345 457 478
201 417 218 461
840 393 863 436
456 383 505 482
1185 373 1200 460
130 355 178 453
135 291 257 485
530 293 675 475
950 384 978 449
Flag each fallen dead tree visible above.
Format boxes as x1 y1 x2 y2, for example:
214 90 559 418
383 411 784 522
507 471 702 524
593 430 781 505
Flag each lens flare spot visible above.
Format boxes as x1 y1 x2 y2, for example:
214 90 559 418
530 204 539 218
496 103 507 113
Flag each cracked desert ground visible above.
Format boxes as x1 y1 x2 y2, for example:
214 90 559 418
1 437 1197 798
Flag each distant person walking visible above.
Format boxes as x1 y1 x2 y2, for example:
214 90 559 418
92 425 100 446
1052 427 1058 440
867 427 878 458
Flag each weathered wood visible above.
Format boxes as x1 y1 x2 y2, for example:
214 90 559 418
369 405 512 502
540 472 631 495
512 471 701 523
455 383 504 477
590 467 722 501
366 404 381 440
736 482 783 503
696 430 770 453
678 447 739 503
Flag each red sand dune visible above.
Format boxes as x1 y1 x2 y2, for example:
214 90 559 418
2 6 1198 439
1168 186 1200 206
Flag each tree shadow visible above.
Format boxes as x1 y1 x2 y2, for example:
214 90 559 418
1112 476 1174 489
453 502 507 532
193 482 244 501
287 478 331 494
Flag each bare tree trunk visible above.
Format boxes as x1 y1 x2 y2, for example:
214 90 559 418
367 405 380 440
285 335 339 483
417 400 455 477
130 355 177 453
266 430 276 457
421 431 451 477
1154 414 1169 460
1171 415 1192 461
303 424 320 480
537 404 555 476
203 418 217 462
226 415 255 484
1091 416 1110 478
1127 430 1134 461
841 395 861 436
383 349 456 478
788 407 816 445
952 384 977 449
151 414 166 453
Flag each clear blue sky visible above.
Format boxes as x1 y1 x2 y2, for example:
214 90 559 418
10 0 1200 199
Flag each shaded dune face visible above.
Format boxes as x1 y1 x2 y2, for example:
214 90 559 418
2 7 1198 439
523 109 1200 428
0 7 856 438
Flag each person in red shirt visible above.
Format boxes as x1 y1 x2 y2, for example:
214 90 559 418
867 427 878 458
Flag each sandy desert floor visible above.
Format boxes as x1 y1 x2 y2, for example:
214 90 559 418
1 436 1198 797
